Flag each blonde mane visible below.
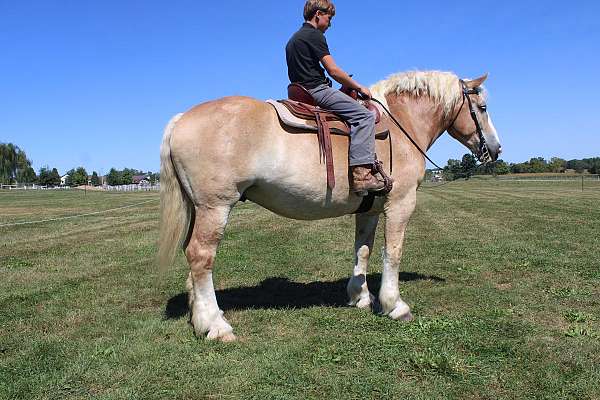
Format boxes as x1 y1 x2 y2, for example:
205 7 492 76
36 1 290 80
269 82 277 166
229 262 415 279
370 70 464 117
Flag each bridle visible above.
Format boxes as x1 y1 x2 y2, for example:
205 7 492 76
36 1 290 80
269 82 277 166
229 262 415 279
369 78 492 172
447 80 491 163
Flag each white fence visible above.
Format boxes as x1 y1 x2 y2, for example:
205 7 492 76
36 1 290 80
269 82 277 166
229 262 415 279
102 184 160 192
496 174 600 182
0 184 70 190
1 183 160 191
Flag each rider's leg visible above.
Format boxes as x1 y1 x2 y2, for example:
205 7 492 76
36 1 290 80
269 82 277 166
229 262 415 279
307 84 384 193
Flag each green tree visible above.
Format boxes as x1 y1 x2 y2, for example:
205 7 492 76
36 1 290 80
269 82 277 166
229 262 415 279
494 160 510 175
0 143 18 183
64 168 75 186
549 157 566 173
17 166 37 183
121 168 134 184
477 159 509 175
443 159 462 181
90 171 100 186
38 166 51 185
49 168 61 186
38 166 60 186
461 154 478 179
71 167 88 186
528 157 548 173
107 168 121 185
510 163 530 173
589 158 600 174
0 143 36 184
569 159 587 172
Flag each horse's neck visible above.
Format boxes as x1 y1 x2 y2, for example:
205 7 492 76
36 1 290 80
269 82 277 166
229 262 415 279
385 94 447 153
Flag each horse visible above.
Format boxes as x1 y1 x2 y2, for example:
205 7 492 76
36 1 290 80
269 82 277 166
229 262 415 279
158 70 501 342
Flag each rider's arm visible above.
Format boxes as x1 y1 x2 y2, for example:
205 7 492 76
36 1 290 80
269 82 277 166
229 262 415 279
321 55 372 98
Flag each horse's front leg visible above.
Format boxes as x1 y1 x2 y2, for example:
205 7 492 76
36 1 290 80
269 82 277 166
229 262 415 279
380 195 416 321
347 213 379 309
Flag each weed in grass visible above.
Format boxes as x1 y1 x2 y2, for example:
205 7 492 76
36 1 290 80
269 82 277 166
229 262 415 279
407 316 460 335
491 307 515 318
546 286 592 299
565 325 598 339
407 348 469 377
311 346 344 365
563 311 598 339
564 310 592 323
1 256 32 269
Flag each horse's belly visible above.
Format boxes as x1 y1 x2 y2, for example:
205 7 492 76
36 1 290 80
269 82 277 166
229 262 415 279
243 183 365 220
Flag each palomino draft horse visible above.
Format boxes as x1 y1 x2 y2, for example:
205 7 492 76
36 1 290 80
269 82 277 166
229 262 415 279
159 70 501 342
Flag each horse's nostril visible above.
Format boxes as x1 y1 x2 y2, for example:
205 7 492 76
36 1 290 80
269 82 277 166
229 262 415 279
498 146 503 154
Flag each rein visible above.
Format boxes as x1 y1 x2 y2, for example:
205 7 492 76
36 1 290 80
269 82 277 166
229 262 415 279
370 97 444 170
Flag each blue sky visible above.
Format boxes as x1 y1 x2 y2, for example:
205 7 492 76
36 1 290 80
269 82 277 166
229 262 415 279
1 1 598 174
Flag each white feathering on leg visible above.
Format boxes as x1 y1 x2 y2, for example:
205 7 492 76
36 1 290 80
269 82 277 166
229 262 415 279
347 245 374 309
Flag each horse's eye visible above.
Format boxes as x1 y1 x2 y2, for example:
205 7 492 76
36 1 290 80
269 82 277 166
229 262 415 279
478 105 487 112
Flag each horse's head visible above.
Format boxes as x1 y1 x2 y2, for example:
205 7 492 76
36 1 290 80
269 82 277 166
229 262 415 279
447 74 501 162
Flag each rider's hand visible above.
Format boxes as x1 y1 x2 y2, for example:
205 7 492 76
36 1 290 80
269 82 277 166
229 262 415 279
357 85 372 100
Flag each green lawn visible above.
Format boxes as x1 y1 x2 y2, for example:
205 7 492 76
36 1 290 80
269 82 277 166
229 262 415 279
1 181 599 399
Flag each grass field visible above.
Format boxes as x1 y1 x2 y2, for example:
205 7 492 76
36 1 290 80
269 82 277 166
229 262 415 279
1 180 599 399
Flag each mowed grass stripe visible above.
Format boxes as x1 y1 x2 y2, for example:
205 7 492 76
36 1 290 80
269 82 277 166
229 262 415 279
1 182 599 399
0 191 157 224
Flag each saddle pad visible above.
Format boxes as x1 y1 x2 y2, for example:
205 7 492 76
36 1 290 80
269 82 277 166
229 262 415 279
266 100 389 139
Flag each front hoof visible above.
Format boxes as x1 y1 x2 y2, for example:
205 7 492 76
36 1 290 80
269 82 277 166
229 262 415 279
213 332 237 342
387 302 413 321
206 327 236 342
396 311 414 322
192 311 235 342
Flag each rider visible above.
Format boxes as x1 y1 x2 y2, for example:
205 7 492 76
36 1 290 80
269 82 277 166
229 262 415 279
285 0 385 193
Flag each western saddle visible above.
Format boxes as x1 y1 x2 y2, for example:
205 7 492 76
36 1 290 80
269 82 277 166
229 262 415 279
277 84 391 192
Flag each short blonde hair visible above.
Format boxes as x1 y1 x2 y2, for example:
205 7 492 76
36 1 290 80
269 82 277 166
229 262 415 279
303 0 336 21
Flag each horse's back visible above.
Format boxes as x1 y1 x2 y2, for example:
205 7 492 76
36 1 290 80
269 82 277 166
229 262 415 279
166 96 369 217
174 96 274 142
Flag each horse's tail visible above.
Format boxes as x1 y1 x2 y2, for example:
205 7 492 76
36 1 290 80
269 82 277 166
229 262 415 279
158 112 191 270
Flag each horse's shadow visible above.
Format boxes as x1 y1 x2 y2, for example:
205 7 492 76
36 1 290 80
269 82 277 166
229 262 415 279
164 272 444 319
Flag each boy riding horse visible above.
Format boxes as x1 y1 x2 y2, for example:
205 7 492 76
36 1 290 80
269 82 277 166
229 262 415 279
286 0 387 193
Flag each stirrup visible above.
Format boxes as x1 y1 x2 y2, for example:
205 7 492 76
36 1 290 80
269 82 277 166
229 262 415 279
371 159 393 196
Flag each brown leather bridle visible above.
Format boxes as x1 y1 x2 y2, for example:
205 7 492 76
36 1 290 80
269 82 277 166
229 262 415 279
447 80 491 163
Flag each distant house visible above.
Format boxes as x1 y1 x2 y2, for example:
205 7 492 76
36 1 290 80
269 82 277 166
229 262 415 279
60 174 69 186
431 170 444 182
132 175 151 186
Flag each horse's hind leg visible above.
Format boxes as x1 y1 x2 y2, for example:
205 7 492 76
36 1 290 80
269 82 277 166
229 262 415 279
185 204 235 342
347 214 379 309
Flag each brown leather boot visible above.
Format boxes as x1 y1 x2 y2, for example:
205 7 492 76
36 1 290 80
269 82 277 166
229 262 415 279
351 165 386 193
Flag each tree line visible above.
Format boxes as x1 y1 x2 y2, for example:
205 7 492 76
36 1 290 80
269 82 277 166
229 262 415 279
0 143 157 186
4 142 598 186
106 168 158 186
441 155 600 181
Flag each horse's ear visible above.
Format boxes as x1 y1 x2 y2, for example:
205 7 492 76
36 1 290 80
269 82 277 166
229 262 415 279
464 73 488 89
